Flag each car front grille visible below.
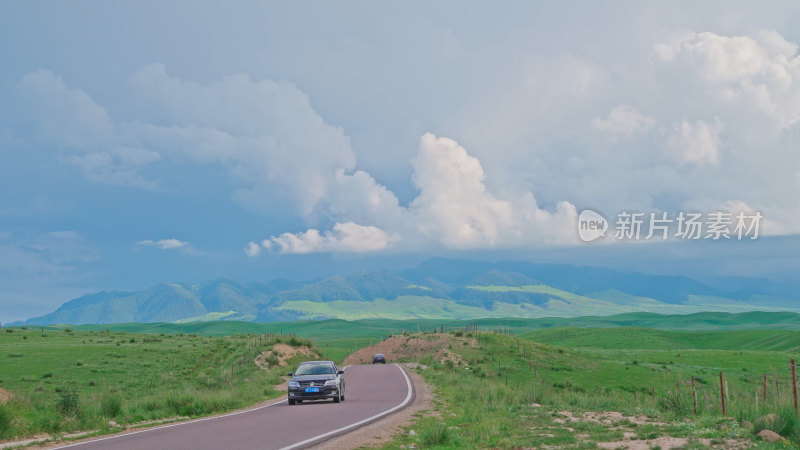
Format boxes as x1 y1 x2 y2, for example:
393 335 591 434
298 380 330 387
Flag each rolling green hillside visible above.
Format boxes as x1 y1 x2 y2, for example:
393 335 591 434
16 259 800 325
522 327 800 351
58 311 800 339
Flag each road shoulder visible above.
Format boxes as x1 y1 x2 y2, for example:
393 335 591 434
311 365 432 449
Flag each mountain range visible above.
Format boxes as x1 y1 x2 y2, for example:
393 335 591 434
14 258 800 325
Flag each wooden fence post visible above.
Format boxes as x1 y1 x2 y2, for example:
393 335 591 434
691 376 697 415
719 372 726 416
792 359 798 415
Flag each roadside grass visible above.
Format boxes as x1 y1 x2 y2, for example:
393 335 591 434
0 328 314 442
382 331 795 449
6 319 800 447
521 326 800 352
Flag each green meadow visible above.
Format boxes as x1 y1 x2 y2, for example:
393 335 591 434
4 313 800 447
385 330 800 449
0 327 312 442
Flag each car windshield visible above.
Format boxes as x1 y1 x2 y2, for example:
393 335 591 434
375 354 384 357
294 362 336 376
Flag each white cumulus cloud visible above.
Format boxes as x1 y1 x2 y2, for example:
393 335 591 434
667 119 724 165
258 133 579 253
268 222 396 254
15 70 114 148
244 241 262 257
654 30 800 128
128 63 357 215
137 238 192 251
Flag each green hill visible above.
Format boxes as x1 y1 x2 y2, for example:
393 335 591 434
522 327 800 351
16 259 800 325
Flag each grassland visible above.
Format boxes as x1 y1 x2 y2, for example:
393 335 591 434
0 327 313 442
382 329 800 448
59 311 800 363
5 313 800 447
522 327 800 351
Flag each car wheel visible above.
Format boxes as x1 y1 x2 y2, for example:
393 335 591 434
288 399 296 405
333 393 341 403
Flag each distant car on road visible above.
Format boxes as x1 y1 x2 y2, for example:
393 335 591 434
372 353 386 364
287 361 345 405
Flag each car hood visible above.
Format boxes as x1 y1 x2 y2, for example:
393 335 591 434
291 374 337 382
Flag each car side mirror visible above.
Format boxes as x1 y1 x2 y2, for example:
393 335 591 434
338 370 344 375
287 372 293 376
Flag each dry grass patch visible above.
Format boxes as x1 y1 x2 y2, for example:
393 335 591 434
254 343 316 369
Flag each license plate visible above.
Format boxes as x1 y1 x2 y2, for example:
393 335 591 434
305 387 320 393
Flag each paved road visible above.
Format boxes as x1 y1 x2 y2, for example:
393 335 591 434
57 363 412 450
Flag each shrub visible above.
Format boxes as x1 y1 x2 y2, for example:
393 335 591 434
101 394 123 418
56 387 81 418
657 389 690 415
0 403 11 439
421 423 453 446
755 407 800 442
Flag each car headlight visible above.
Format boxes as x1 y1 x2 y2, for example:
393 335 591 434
324 379 338 387
288 381 300 388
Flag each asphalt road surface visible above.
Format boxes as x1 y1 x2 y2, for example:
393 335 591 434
57 363 413 450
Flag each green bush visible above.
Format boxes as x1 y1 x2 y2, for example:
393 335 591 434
421 423 453 446
56 386 81 418
657 389 690 416
101 393 123 418
754 407 800 442
0 403 11 439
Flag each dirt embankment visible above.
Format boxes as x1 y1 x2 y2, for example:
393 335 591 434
343 333 468 366
254 343 316 370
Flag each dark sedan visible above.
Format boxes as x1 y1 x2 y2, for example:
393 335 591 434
287 361 345 405
372 353 386 364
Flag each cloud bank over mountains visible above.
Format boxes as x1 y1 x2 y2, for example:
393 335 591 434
5 29 800 254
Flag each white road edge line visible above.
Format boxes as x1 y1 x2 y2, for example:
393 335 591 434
54 397 288 449
279 363 413 450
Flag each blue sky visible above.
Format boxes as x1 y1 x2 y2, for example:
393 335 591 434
2 1 800 321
